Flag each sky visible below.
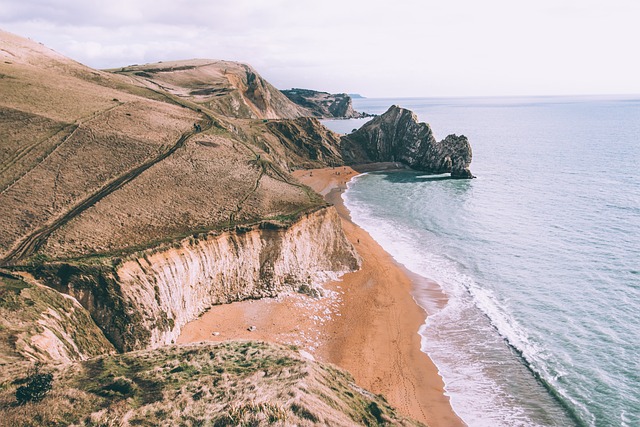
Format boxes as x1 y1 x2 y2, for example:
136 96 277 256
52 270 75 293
1 0 640 97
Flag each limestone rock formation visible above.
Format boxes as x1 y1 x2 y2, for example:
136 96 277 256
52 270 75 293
341 105 474 178
32 207 360 352
281 88 369 119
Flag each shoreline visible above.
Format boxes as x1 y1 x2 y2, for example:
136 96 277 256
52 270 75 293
178 166 464 427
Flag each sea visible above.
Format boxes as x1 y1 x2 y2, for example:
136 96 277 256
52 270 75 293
322 96 640 427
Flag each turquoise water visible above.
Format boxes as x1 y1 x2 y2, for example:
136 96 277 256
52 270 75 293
323 96 640 426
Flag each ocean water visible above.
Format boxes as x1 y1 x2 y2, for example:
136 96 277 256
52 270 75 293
323 96 640 427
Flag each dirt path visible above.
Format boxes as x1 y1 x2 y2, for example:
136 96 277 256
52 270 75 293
0 111 214 266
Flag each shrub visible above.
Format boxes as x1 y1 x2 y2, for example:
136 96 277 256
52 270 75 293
15 369 53 404
99 377 136 398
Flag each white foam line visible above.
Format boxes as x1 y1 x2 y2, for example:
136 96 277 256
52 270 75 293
342 177 548 426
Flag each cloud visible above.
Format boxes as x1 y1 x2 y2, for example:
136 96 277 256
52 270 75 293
2 0 640 96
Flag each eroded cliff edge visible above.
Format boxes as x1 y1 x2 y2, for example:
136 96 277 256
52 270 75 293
32 207 360 352
281 88 369 119
342 105 474 178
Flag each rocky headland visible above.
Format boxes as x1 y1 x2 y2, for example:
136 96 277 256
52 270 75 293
341 105 474 178
281 88 370 119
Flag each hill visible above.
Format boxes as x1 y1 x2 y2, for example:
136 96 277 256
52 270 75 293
112 59 309 120
0 341 422 426
0 29 419 426
0 29 475 426
0 30 345 264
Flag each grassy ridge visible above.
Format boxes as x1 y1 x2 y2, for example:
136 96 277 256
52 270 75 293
0 341 423 426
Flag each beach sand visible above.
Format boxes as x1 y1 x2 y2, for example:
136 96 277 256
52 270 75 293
178 167 464 427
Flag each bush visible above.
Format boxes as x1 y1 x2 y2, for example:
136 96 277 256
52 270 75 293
15 369 53 404
99 377 136 398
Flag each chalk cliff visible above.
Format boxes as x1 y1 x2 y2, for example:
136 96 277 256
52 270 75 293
341 105 474 178
282 88 368 119
33 207 359 352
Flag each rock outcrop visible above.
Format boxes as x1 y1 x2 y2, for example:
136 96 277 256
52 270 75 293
281 88 368 119
341 105 474 178
264 117 343 169
33 207 360 352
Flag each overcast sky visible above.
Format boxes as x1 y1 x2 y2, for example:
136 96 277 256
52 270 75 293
2 0 639 97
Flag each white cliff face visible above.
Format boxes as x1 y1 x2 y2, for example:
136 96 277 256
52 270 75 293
116 207 360 348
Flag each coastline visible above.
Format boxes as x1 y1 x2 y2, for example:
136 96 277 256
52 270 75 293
178 166 464 427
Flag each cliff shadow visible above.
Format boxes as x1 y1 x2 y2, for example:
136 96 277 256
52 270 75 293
368 170 466 184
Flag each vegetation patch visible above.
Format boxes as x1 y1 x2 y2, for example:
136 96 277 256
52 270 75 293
0 341 423 426
15 367 53 405
0 273 114 369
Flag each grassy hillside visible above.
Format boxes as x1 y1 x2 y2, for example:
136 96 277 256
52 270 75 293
0 271 114 378
0 30 342 264
0 341 422 426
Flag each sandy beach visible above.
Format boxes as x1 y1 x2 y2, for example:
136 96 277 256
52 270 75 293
178 167 464 427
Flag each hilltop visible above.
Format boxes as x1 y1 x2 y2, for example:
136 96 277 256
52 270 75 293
112 59 309 120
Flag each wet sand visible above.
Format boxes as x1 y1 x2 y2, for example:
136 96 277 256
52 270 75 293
178 166 464 427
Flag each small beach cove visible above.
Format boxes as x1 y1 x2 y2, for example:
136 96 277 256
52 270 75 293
178 166 464 427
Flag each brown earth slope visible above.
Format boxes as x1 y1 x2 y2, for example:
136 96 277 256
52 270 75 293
0 29 430 426
0 30 344 263
112 59 310 120
0 342 423 426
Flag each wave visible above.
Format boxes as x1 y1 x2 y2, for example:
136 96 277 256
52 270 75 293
343 177 580 426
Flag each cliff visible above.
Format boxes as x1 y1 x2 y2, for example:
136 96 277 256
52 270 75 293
282 88 368 119
263 117 343 169
32 207 359 352
341 105 474 178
